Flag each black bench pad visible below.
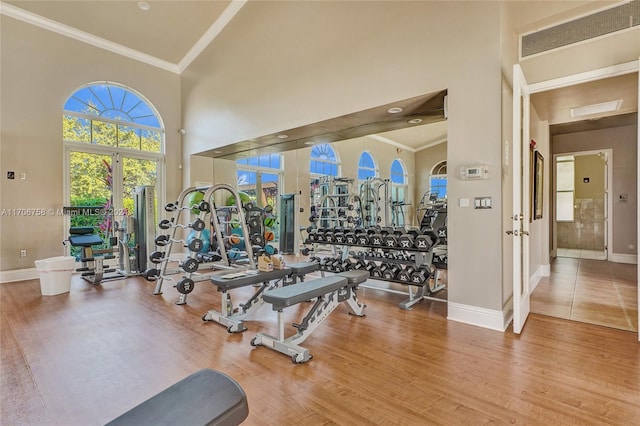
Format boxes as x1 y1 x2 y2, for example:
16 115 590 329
288 262 319 276
105 368 248 426
210 268 291 291
69 234 103 247
337 270 368 285
263 276 348 310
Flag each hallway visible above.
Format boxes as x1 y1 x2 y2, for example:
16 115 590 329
531 257 638 332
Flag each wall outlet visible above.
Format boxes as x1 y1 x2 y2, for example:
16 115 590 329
20 249 27 258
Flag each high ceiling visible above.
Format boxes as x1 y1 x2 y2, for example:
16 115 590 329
2 0 637 152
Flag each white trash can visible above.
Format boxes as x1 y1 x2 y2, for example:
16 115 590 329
34 256 76 296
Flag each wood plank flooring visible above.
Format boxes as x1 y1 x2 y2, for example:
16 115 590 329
1 272 639 425
531 257 638 332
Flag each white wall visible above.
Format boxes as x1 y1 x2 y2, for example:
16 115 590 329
0 16 182 272
182 1 506 316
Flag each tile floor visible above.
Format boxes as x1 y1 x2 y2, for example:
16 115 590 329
555 248 607 260
531 255 638 332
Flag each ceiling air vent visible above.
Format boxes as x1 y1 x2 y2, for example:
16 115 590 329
521 0 639 58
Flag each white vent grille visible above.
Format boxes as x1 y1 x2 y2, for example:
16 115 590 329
521 0 639 58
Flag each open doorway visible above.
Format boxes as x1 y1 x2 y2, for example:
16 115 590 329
554 150 610 262
530 114 637 332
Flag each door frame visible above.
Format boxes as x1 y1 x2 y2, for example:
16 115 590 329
524 59 639 341
552 149 613 260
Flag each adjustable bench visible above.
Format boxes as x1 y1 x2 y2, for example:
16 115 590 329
251 270 368 364
282 261 321 284
203 268 292 333
105 368 248 426
203 262 321 333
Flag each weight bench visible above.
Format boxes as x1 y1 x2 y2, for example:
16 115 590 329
282 261 322 284
251 270 368 364
105 368 248 426
68 226 120 284
202 262 320 333
203 268 292 333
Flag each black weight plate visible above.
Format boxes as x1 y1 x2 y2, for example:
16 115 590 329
182 257 199 273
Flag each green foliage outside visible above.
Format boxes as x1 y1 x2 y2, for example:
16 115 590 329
64 112 160 257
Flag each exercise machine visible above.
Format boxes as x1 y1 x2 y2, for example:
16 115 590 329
64 185 156 284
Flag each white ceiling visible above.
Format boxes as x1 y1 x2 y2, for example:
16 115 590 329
1 0 637 150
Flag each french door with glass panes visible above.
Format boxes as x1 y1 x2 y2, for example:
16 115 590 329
66 146 161 252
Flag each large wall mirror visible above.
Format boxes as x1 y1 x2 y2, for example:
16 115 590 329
203 90 449 254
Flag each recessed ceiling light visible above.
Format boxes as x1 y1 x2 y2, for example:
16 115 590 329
277 134 288 139
213 150 223 154
387 107 403 114
138 2 151 11
570 100 622 118
304 141 315 145
408 118 423 124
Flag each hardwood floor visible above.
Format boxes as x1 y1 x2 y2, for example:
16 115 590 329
1 272 639 425
531 257 638 332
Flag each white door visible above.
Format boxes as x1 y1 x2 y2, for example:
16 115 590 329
511 64 532 334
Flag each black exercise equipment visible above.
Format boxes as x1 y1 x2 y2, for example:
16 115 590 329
105 368 248 426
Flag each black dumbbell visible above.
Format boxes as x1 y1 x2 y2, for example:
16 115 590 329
415 228 438 250
155 234 170 246
370 264 384 278
344 230 357 245
324 229 335 243
410 267 430 285
382 264 401 280
334 227 345 244
397 266 416 283
370 232 384 246
398 230 419 249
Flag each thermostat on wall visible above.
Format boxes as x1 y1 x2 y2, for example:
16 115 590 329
459 164 488 180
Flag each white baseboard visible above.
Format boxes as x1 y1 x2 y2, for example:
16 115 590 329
610 253 637 264
529 263 550 293
447 301 510 332
0 268 39 283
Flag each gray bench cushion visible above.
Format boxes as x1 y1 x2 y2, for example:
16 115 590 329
263 276 348 309
210 268 291 290
288 262 319 276
337 270 368 285
105 368 248 426
69 234 103 247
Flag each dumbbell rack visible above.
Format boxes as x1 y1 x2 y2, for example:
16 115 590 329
304 226 446 310
148 184 256 305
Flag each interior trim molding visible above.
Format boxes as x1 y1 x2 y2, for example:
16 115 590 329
1 2 180 73
0 268 39 284
527 61 639 94
610 253 638 265
368 134 416 153
178 0 247 73
447 301 510 332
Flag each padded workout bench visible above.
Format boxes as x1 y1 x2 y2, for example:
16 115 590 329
105 368 248 426
282 261 322 284
202 262 321 333
203 268 292 333
251 270 368 364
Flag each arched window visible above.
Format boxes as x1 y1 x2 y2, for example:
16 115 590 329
390 159 408 226
310 143 340 176
357 151 378 181
429 161 447 200
63 82 164 252
236 153 282 209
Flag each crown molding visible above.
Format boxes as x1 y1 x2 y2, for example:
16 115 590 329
1 1 180 74
178 0 247 73
415 137 447 152
368 134 416 153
